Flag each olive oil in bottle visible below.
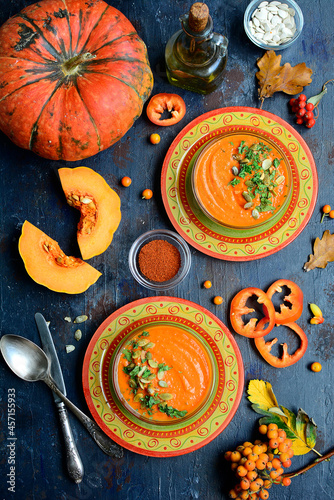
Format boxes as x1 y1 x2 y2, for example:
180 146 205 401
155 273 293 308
165 2 228 95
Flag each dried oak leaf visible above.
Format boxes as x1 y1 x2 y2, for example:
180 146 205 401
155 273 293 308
304 230 334 271
256 50 313 102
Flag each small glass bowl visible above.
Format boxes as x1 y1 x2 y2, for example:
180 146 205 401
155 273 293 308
128 229 191 291
244 0 304 51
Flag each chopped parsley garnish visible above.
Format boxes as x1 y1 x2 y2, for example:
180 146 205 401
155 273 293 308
158 404 187 419
123 349 132 362
229 178 241 187
140 331 150 337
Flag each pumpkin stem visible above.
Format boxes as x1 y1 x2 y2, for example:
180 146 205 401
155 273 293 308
62 52 96 76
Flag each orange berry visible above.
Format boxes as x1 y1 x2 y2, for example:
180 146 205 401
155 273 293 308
279 452 290 463
252 445 262 455
269 438 279 449
267 429 278 439
329 210 334 219
247 470 258 481
268 453 274 461
240 457 248 465
150 133 161 144
287 448 294 458
255 458 266 470
285 438 292 448
259 424 268 435
281 459 292 468
243 442 253 448
240 478 250 490
270 470 280 480
323 204 331 214
236 445 245 452
142 188 153 199
282 477 291 486
311 362 322 372
224 451 232 461
272 458 281 469
278 430 286 440
278 442 289 453
259 490 269 500
240 491 250 500
230 451 242 462
268 423 278 431
231 462 239 471
259 453 269 463
266 461 273 470
245 460 256 471
121 176 132 187
213 295 223 305
276 467 284 476
237 465 248 477
249 481 260 492
263 479 272 489
203 280 212 289
248 452 259 462
243 447 253 457
228 488 238 499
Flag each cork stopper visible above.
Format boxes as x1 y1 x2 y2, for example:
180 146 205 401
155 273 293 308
188 3 209 32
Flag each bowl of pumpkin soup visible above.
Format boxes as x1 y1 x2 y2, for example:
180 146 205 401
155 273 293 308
112 323 215 425
192 133 292 229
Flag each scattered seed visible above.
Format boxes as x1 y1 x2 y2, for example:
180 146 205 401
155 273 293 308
74 315 88 324
140 350 146 361
128 379 137 388
134 393 144 402
138 380 145 390
158 380 168 388
143 342 155 351
127 363 135 370
252 209 260 220
233 153 243 161
72 194 79 201
88 202 96 210
276 175 285 185
242 191 252 202
157 370 165 380
147 384 155 395
244 202 254 209
146 352 153 360
148 359 158 368
74 329 82 341
262 159 272 170
132 350 142 359
140 378 151 384
137 338 150 347
240 159 250 165
138 366 146 377
64 317 72 323
146 373 156 381
245 180 255 188
81 197 93 204
66 345 75 353
43 244 49 252
159 393 173 401
232 166 239 176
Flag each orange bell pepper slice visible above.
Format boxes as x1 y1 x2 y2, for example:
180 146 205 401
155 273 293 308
146 93 186 126
230 287 275 338
266 279 303 325
254 322 308 368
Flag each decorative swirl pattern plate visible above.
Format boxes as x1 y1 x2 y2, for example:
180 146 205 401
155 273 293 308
82 297 244 457
161 107 318 261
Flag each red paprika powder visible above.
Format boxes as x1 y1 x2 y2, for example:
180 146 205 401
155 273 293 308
138 239 181 282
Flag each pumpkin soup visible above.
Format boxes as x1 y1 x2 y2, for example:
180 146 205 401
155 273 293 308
193 134 290 228
116 324 213 421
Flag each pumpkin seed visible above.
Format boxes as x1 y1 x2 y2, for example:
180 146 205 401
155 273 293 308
138 366 146 377
158 380 168 388
252 209 260 220
74 315 88 324
250 144 260 151
140 378 151 384
88 202 96 210
159 393 173 401
74 329 82 341
65 345 75 353
138 381 144 390
140 350 146 361
128 379 137 388
64 316 72 323
260 172 265 180
262 159 272 170
146 352 153 360
72 194 79 201
134 393 144 402
148 359 158 368
147 373 156 381
263 173 270 186
81 197 93 204
232 153 243 161
43 244 49 252
245 180 254 188
276 175 285 185
132 350 141 359
127 363 135 370
143 342 155 351
147 384 155 395
67 198 73 206
242 191 252 202
137 338 150 347
231 166 239 176
157 370 165 380
244 202 254 209
240 159 250 165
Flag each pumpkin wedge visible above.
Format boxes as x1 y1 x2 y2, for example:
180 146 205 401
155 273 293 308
19 221 101 294
58 167 121 260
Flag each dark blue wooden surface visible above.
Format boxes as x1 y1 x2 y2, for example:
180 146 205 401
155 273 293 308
1 1 334 499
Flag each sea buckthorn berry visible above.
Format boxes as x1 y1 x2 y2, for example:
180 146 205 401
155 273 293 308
263 480 272 489
267 423 278 432
248 452 259 462
305 102 314 111
269 438 279 449
225 451 232 461
299 94 307 101
259 424 268 435
279 452 290 463
272 458 282 469
243 442 253 448
268 453 274 461
245 460 256 471
231 462 238 471
259 490 269 500
259 453 269 463
278 442 289 453
252 445 262 455
237 465 248 477
213 295 223 305
278 430 286 440
254 440 262 445
255 458 266 470
266 461 273 470
203 280 212 289
329 210 334 219
228 488 238 499
247 470 258 481
282 477 291 487
240 478 250 490
240 491 250 500
270 469 280 480
230 451 242 462
249 480 260 492
236 445 245 452
142 189 153 199
311 362 322 372
267 429 278 439
323 205 331 214
121 176 132 187
150 133 161 144
276 467 284 476
282 459 292 468
287 448 294 458
243 447 253 457
285 438 292 448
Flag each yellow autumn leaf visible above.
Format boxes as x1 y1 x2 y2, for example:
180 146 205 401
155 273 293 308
247 380 278 413
291 439 313 456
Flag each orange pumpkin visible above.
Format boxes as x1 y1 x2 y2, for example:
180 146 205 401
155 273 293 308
19 221 102 294
0 0 153 160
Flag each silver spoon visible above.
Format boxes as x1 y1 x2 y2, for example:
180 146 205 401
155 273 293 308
0 334 123 459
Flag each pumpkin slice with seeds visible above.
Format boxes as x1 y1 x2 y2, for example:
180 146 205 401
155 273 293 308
58 167 121 260
19 221 101 294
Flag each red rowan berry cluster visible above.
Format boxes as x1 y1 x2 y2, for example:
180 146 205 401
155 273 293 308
289 94 316 128
225 423 294 499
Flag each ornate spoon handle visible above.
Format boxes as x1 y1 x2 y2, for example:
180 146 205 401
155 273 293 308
45 377 123 459
56 402 84 483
